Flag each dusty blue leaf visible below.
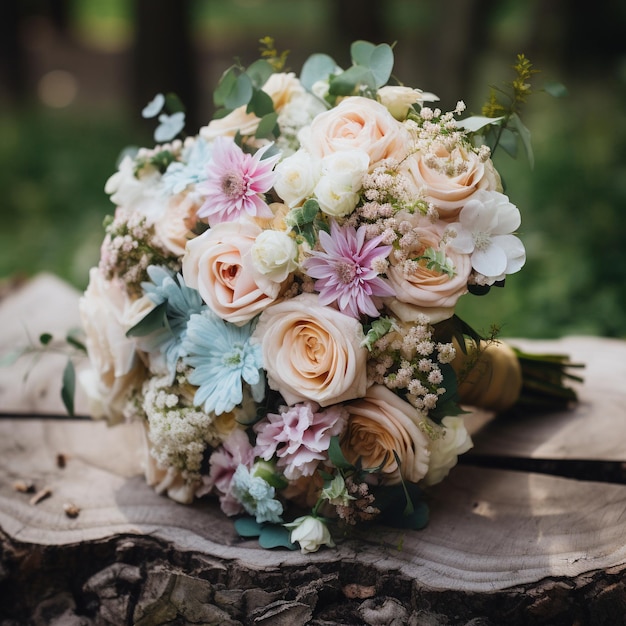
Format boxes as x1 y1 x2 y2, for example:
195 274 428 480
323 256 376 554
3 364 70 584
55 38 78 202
142 93 165 118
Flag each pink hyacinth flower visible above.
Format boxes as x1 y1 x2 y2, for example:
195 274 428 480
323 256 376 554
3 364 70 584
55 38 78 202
304 220 395 319
197 137 280 225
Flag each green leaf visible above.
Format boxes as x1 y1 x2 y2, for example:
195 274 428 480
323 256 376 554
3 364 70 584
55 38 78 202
498 127 519 158
245 59 274 89
225 73 254 110
259 525 297 550
350 40 376 66
39 333 53 345
234 516 263 537
301 198 320 222
254 112 279 139
247 88 275 118
213 66 238 107
61 359 75 416
329 66 375 96
126 301 168 338
328 435 354 470
300 53 337 91
65 331 86 353
543 80 568 98
164 92 186 114
509 113 534 168
368 44 394 87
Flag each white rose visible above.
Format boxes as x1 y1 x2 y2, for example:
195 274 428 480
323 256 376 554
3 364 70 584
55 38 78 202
423 416 473 486
314 149 370 217
79 268 147 424
285 515 335 553
273 149 321 207
377 85 439 120
250 229 299 283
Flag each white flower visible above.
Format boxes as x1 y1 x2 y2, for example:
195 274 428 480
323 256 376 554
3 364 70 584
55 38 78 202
250 229 299 282
273 149 321 207
423 416 473 486
284 515 335 553
446 190 526 283
231 464 284 524
314 149 370 217
377 85 439 120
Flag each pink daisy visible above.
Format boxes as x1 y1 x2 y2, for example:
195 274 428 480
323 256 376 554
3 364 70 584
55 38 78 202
197 137 280 225
304 220 395 318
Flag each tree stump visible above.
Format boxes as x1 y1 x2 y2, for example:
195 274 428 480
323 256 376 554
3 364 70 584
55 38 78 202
1 274 625 626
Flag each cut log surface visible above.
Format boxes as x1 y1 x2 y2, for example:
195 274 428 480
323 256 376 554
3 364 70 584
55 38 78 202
1 274 626 626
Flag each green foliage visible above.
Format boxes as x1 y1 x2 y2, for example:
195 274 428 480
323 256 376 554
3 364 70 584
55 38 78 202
233 516 297 550
285 198 328 247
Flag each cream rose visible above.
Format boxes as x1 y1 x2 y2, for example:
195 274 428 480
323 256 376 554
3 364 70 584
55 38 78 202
422 416 473 487
299 96 412 167
182 220 282 326
403 143 501 220
386 218 472 323
250 229 299 282
314 149 370 217
154 192 201 256
79 268 147 424
200 72 304 142
273 148 321 207
340 384 430 485
252 293 368 407
377 85 439 120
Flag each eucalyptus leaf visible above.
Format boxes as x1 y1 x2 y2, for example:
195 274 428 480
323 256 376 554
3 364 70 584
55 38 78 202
164 92 186 114
247 88 275 118
350 40 376 66
61 359 75 416
254 112 279 139
498 127 519 159
329 66 375 96
225 73 254 110
259 525 297 550
368 44 394 87
300 53 338 91
543 80 568 98
234 516 263 537
213 67 237 107
509 113 534 168
245 59 274 89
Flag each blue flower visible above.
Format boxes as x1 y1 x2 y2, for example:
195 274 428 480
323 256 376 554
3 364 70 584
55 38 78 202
162 137 212 194
138 266 206 379
182 310 265 415
231 464 283 524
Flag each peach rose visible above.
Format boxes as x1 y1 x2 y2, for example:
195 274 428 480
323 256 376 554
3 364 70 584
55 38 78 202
79 268 147 424
155 192 202 256
299 96 412 168
340 384 430 485
182 220 282 325
385 218 471 323
403 143 501 220
252 293 368 407
200 72 304 142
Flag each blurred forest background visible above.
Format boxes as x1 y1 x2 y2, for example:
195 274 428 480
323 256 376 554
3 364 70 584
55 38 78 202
0 0 625 339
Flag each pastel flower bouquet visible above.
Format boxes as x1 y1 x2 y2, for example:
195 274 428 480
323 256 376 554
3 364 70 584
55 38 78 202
77 39 580 552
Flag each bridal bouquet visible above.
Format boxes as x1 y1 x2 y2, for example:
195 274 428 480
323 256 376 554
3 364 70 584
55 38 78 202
77 40 578 552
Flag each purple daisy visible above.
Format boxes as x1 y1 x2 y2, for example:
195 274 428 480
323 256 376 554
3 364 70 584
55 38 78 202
197 137 280 225
304 221 395 318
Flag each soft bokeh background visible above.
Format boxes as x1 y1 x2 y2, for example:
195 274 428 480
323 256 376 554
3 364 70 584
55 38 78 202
1 0 625 338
